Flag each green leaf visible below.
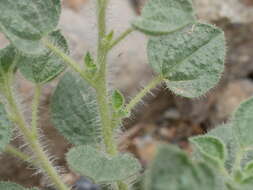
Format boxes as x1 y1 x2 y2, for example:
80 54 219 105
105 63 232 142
231 97 253 148
112 90 125 111
0 45 17 81
0 103 13 153
104 31 114 44
208 124 238 172
244 160 253 174
66 145 141 183
18 30 69 84
84 52 97 77
147 23 225 98
51 72 101 146
145 145 222 190
0 0 61 54
241 177 253 190
0 181 37 190
132 0 196 35
190 135 226 165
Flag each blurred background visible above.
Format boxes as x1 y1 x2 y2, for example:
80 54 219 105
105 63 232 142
0 0 253 188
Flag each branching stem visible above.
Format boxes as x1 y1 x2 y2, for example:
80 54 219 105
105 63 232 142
43 40 96 88
126 75 164 113
5 145 32 163
4 73 69 190
95 1 129 190
109 28 134 50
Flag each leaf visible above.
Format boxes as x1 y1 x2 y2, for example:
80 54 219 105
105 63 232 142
0 103 13 153
145 145 196 190
0 45 17 81
0 0 61 54
240 177 253 190
132 0 196 35
84 52 95 69
231 97 253 148
18 30 69 84
0 181 37 190
84 52 97 77
208 124 238 172
190 135 227 165
112 90 125 111
145 145 222 190
66 145 141 183
51 72 101 146
147 23 225 98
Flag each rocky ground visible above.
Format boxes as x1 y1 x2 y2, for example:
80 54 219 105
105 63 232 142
1 0 253 188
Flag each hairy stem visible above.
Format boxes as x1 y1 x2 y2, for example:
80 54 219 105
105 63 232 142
97 0 108 57
31 84 42 137
4 74 69 190
109 28 134 50
5 145 35 165
95 0 118 156
126 75 164 113
43 40 95 88
96 1 129 189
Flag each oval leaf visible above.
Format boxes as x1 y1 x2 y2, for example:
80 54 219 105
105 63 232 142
0 103 13 153
112 90 125 111
132 0 196 35
0 0 61 54
18 30 69 84
145 145 221 190
148 23 225 97
67 145 141 183
232 97 253 148
208 124 238 172
190 136 226 165
51 72 100 146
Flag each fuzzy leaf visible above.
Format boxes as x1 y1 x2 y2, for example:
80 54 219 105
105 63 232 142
0 45 17 81
190 136 226 165
18 30 69 84
84 52 97 77
231 97 253 148
0 181 37 190
132 0 196 35
112 90 125 111
145 145 221 190
244 160 253 175
67 145 141 183
0 103 13 153
148 23 225 98
51 72 100 146
0 0 61 54
208 124 238 172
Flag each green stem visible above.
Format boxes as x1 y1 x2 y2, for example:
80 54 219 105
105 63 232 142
5 145 36 165
31 84 42 137
4 75 69 190
96 1 129 189
96 83 117 155
125 75 164 113
109 28 134 50
95 0 117 155
97 0 108 57
43 39 95 88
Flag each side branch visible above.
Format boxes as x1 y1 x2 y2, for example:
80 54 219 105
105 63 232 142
125 75 164 113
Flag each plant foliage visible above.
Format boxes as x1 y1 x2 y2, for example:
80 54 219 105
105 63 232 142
0 0 232 189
